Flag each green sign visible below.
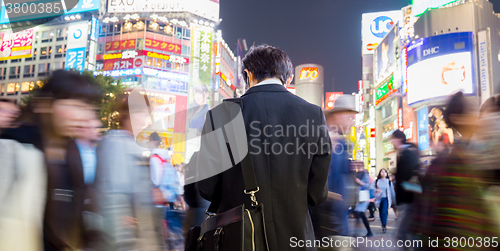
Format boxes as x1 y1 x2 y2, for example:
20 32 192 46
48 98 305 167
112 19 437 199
375 76 395 105
412 0 461 17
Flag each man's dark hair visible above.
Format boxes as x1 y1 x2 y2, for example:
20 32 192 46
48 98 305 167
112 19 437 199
36 70 100 102
443 92 466 130
149 131 161 142
392 129 407 144
242 44 293 85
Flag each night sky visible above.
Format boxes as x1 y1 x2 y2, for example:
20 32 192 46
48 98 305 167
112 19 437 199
219 0 500 95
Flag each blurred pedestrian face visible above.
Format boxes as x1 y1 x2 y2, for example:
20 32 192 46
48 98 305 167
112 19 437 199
328 111 356 134
391 137 403 150
0 101 19 128
51 99 96 137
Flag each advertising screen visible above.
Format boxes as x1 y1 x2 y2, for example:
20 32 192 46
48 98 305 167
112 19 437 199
374 23 398 84
107 0 220 22
406 32 474 105
0 28 33 60
0 0 101 24
417 107 429 150
361 10 401 55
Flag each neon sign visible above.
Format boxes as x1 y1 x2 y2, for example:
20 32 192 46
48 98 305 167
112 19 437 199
299 67 319 81
375 75 397 105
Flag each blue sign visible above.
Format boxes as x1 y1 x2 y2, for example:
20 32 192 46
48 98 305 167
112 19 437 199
370 16 395 38
90 16 98 41
417 107 429 151
0 0 101 24
65 47 86 73
407 32 473 67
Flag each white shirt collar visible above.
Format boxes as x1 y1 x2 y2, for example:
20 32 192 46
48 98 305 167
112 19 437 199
254 78 283 87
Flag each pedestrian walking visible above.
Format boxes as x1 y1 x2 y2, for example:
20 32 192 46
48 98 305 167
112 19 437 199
391 129 420 243
353 162 373 237
371 169 396 233
310 94 357 238
95 91 163 251
196 44 332 251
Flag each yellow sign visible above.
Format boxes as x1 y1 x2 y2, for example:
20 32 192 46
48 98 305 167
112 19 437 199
299 67 319 81
147 51 170 61
102 53 122 60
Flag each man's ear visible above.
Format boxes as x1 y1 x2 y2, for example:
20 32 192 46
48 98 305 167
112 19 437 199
285 74 294 87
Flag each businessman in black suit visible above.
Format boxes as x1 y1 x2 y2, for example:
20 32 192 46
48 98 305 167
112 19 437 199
197 44 332 250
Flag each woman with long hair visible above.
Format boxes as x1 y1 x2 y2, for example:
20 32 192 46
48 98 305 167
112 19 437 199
371 169 396 233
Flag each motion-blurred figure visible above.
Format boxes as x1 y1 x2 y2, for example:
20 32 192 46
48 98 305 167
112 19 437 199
0 99 20 131
96 92 163 251
0 99 45 251
353 162 373 237
421 92 498 249
391 129 420 245
33 70 100 251
310 95 357 238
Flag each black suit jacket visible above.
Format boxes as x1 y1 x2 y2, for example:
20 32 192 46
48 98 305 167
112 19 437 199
198 84 332 251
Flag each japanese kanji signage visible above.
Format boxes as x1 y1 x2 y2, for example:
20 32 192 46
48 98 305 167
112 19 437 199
66 22 89 73
189 26 213 88
105 39 137 51
0 28 34 60
144 39 181 54
100 57 144 71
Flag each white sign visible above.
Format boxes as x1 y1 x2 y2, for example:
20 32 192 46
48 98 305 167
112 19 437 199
67 22 89 49
107 0 220 22
478 30 492 104
362 10 402 55
407 52 474 105
122 50 138 59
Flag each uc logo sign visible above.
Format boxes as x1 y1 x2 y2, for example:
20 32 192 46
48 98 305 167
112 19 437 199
299 67 319 81
370 16 394 38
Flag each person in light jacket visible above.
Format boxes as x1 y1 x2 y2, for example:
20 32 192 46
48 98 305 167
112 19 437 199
370 169 396 233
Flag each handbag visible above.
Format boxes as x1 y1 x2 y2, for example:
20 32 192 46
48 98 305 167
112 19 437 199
358 190 370 202
185 99 270 251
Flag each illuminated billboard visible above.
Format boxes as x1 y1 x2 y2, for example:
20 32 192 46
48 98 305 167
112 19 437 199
107 0 220 22
0 28 33 60
325 92 343 109
374 23 398 85
361 10 401 55
412 0 461 17
406 32 474 105
0 0 101 24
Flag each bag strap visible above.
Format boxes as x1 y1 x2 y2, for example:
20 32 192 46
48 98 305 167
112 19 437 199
206 99 260 213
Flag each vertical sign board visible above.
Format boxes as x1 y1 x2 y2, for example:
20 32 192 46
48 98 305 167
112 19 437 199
66 22 89 73
417 107 429 150
478 30 492 104
186 25 213 161
87 17 99 71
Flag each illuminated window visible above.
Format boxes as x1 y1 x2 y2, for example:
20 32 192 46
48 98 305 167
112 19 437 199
7 82 19 95
147 57 153 66
36 80 44 88
21 81 33 94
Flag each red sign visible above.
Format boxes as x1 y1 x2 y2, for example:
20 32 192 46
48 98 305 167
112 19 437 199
105 39 136 51
134 58 143 67
398 108 404 131
325 92 343 109
370 128 375 138
145 39 181 54
358 80 363 94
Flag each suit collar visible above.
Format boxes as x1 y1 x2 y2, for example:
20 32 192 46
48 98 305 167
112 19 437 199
242 84 289 97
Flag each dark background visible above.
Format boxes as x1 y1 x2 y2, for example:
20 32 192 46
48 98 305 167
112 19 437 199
219 0 500 94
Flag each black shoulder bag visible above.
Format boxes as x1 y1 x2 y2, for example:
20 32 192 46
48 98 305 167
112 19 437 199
185 99 269 251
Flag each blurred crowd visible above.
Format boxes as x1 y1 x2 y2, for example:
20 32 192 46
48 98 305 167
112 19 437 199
1 69 500 251
0 70 201 251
